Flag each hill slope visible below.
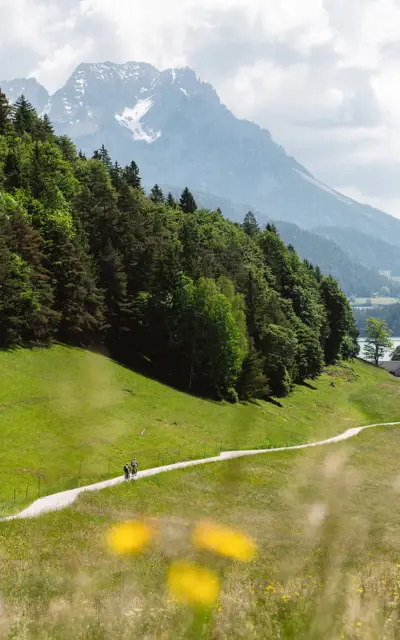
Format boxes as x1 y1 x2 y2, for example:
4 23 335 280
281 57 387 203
1 364 400 637
0 346 399 515
317 225 400 276
3 62 400 247
275 221 400 297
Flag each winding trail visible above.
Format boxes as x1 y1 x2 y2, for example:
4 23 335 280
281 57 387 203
3 421 400 522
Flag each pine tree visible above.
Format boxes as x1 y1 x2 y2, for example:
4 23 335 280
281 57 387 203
42 114 54 135
237 338 269 400
49 228 104 345
4 149 22 191
124 161 142 190
13 95 37 135
34 113 55 141
0 88 11 134
98 240 134 353
266 222 278 235
150 184 164 203
0 208 57 347
93 144 112 170
166 192 176 208
110 162 123 191
179 187 197 214
31 142 44 199
242 211 260 237
9 207 57 342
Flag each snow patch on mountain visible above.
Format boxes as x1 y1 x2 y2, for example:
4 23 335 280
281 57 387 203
294 169 354 206
75 77 87 95
39 101 51 118
115 98 161 143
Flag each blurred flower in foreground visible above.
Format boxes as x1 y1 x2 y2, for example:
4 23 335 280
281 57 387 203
193 521 256 562
168 562 220 606
107 521 153 555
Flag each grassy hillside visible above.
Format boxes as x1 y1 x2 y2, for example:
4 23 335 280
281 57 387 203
1 425 400 638
0 345 400 516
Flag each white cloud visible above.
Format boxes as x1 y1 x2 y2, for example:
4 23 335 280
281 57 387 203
1 0 400 215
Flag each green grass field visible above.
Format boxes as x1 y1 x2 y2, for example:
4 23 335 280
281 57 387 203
353 296 399 306
1 345 400 515
1 347 400 637
2 426 400 638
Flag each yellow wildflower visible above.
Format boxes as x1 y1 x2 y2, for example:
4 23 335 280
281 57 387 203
266 585 276 592
356 622 362 627
192 521 256 562
357 588 364 594
107 521 153 555
168 562 220 606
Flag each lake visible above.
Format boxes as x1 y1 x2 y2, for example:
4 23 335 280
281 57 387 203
358 337 400 361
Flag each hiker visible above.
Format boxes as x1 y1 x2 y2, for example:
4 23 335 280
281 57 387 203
123 463 130 479
131 458 138 476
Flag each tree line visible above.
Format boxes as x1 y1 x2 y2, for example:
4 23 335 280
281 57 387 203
0 92 359 401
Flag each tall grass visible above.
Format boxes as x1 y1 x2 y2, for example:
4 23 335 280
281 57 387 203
2 425 400 638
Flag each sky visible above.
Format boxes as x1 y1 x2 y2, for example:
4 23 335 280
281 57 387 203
1 0 400 216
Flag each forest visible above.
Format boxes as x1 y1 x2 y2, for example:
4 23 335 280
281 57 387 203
355 303 400 337
0 91 359 401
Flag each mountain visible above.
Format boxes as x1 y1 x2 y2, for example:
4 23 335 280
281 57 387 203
315 226 400 277
1 77 49 115
3 61 400 248
274 221 399 298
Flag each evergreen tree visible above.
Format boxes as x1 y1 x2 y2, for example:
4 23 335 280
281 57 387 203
42 114 54 135
57 136 77 163
34 114 55 141
166 192 176 208
0 88 11 134
48 227 104 345
320 275 352 363
110 162 123 191
237 338 269 400
124 161 142 190
242 211 260 237
179 187 197 214
4 150 22 190
13 95 37 135
150 184 164 203
0 203 56 347
93 144 112 169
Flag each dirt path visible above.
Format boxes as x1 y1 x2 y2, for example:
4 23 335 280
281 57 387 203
3 421 400 521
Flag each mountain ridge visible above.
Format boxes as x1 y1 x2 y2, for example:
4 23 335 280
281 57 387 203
3 60 400 248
